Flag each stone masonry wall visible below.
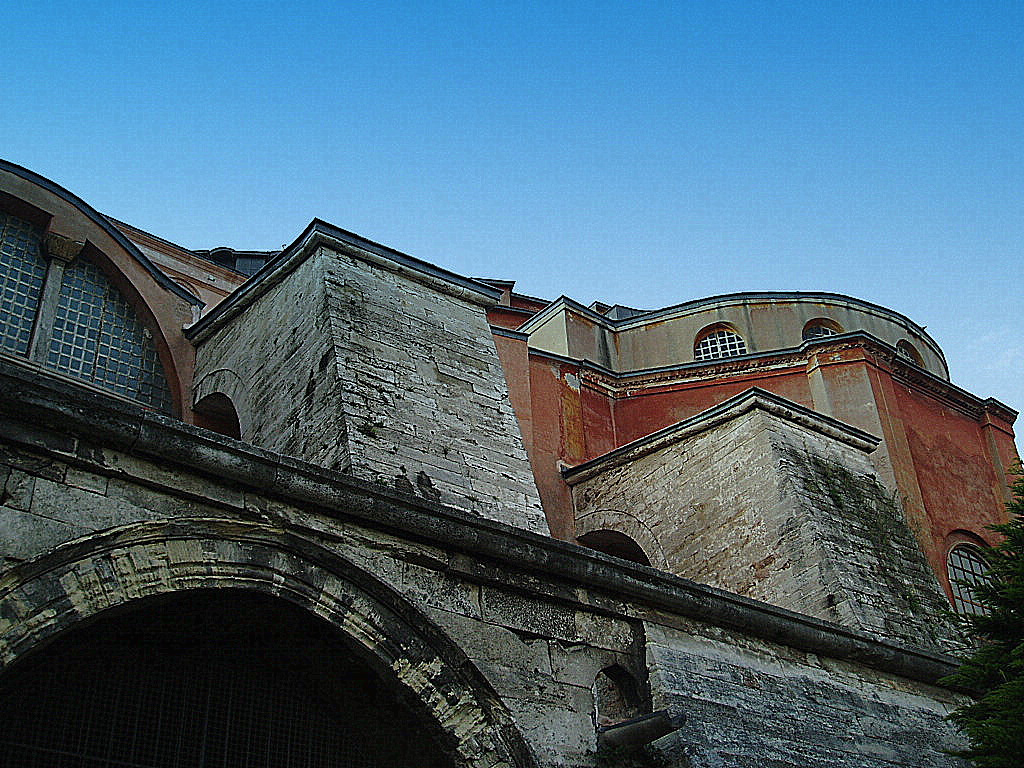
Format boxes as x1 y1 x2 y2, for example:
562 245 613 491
194 244 545 533
645 621 967 768
320 246 544 532
192 252 351 470
570 406 956 651
0 375 971 767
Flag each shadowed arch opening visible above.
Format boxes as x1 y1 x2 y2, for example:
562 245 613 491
593 664 644 728
0 520 538 768
194 391 242 439
577 529 652 566
896 340 925 367
0 589 452 767
802 318 844 341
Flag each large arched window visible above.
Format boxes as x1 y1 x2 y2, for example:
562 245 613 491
947 544 990 615
0 212 47 355
48 255 170 410
0 210 171 412
694 324 747 361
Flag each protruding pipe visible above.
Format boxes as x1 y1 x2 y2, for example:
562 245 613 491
597 709 686 750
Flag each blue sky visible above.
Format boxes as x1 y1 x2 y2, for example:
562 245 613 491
3 1 1022 440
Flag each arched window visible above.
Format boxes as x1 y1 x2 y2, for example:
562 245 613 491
947 544 990 615
47 255 171 411
694 325 747 361
896 340 924 367
0 212 47 355
0 210 172 412
802 318 843 341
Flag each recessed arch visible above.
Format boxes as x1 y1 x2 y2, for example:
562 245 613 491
575 509 668 570
577 530 652 566
194 391 242 439
0 518 538 768
193 368 253 439
0 589 455 767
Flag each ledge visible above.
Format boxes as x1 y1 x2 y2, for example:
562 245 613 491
0 359 961 687
563 387 882 484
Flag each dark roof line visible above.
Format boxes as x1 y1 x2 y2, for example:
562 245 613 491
0 160 202 307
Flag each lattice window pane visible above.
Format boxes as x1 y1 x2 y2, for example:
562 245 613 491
803 324 837 340
694 328 747 361
0 212 46 355
47 255 171 411
948 545 990 616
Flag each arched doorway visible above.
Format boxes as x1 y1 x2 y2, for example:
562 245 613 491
0 520 537 768
0 589 452 767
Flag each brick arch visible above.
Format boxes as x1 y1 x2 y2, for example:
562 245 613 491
575 509 669 570
0 518 538 768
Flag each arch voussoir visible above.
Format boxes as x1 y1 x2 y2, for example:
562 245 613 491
0 518 537 768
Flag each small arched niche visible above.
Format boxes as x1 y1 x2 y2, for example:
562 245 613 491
594 664 644 728
577 529 652 566
194 391 242 439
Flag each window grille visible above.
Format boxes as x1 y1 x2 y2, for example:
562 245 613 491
948 544 990 615
694 328 747 361
896 340 923 366
803 324 837 340
47 255 171 411
0 212 46 355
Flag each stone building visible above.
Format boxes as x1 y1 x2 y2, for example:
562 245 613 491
0 158 1018 767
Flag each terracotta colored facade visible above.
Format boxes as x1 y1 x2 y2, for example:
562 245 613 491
483 289 1019 608
0 158 1016 620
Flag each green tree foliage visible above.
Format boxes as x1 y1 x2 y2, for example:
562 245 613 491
943 468 1024 767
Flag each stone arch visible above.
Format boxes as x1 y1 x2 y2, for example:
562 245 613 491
577 530 652 566
575 509 668 570
194 391 243 438
193 367 253 438
0 518 538 768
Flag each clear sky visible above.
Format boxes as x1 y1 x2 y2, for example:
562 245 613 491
3 1 1022 442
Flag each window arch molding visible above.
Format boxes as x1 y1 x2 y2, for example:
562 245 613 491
0 162 202 416
0 217 176 412
693 323 747 362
